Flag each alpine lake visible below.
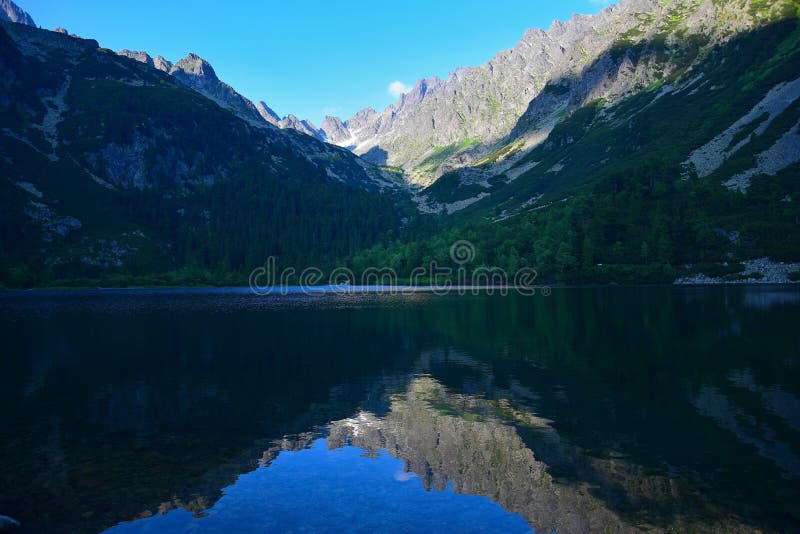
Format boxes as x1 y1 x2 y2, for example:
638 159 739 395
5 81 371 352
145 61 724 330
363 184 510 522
1 286 798 533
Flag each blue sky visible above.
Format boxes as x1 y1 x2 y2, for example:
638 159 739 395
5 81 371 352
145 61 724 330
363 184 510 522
17 1 614 125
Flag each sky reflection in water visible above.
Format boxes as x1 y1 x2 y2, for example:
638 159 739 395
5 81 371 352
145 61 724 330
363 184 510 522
106 437 531 534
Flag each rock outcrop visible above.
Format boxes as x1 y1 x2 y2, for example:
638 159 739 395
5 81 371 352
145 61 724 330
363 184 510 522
256 101 281 125
118 49 325 139
277 114 324 141
0 0 34 27
119 50 267 126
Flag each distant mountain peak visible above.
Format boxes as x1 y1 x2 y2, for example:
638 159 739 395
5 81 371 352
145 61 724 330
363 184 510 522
119 50 155 68
278 114 325 141
321 116 349 145
172 53 218 82
153 55 173 73
0 0 34 26
116 48 325 140
118 49 173 73
256 101 281 125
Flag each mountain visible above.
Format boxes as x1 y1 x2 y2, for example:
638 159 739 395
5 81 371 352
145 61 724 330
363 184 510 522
348 0 800 284
321 0 798 186
2 0 799 288
118 50 268 126
277 114 325 141
320 115 350 145
0 21 407 288
0 0 33 26
256 100 281 124
119 50 326 139
115 49 371 167
262 108 325 141
416 0 800 214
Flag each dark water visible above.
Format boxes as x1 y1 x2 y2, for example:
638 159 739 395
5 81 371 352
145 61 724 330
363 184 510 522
0 287 799 533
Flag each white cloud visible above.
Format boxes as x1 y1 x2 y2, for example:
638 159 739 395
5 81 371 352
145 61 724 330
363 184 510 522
388 80 410 99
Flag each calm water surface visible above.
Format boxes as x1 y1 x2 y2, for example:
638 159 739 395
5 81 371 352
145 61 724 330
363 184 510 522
0 287 799 533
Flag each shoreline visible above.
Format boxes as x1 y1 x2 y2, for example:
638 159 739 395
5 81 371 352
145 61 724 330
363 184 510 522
675 258 800 285
1 282 799 295
4 259 799 293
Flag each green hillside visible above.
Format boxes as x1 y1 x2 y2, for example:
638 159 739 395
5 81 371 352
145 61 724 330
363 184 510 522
351 18 800 284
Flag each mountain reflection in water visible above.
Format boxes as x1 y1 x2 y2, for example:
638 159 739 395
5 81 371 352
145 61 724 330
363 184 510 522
0 287 798 533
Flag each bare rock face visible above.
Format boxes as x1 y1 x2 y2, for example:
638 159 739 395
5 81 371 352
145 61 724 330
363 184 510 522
278 114 324 141
0 0 34 26
170 53 217 85
118 49 154 68
259 102 325 140
320 0 788 185
256 101 281 125
320 116 349 145
152 55 172 73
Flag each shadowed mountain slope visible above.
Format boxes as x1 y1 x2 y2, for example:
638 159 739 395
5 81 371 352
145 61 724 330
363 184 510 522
0 21 408 288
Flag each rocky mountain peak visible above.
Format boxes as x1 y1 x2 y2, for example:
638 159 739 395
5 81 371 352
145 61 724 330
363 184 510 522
344 107 379 139
255 102 326 139
114 47 327 138
278 115 324 141
153 55 173 73
119 49 173 73
256 101 281 125
172 53 218 81
321 116 349 144
350 107 377 123
119 50 154 68
0 0 34 26
400 77 441 108
318 0 788 186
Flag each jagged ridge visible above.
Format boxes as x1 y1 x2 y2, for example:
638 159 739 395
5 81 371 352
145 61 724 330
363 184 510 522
321 0 796 186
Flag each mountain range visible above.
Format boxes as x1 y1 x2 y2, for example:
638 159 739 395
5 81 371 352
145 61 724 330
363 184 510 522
1 0 798 287
318 0 799 186
115 50 324 138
